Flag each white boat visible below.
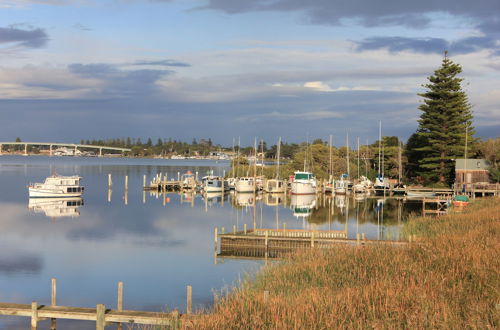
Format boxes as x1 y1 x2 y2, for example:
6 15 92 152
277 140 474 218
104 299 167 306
374 176 390 195
290 171 317 195
263 179 286 193
201 176 227 193
28 197 83 218
264 136 287 193
353 176 372 193
28 175 84 198
334 174 348 195
235 177 256 193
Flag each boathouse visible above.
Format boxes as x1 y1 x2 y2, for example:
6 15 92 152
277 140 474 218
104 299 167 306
455 159 491 184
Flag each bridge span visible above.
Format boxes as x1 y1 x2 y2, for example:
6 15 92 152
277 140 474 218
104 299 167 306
0 142 131 157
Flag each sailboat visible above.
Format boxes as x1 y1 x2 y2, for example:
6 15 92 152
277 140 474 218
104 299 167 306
392 140 406 195
264 137 286 193
335 133 351 194
235 138 257 193
374 122 390 195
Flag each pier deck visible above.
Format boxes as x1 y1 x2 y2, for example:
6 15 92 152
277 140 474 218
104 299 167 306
216 228 408 259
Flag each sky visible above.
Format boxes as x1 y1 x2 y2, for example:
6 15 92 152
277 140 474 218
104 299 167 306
0 0 499 147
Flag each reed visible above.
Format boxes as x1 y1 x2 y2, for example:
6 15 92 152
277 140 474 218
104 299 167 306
190 198 499 329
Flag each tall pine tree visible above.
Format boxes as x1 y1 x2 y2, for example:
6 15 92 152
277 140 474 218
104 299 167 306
415 51 474 185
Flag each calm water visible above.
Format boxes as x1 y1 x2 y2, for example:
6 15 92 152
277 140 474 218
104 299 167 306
0 156 421 329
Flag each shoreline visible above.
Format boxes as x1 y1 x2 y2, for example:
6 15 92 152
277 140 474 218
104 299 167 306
191 198 500 328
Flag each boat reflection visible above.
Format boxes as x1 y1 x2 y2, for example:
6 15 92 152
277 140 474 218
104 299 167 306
28 197 84 219
234 192 255 207
263 193 285 206
290 194 316 218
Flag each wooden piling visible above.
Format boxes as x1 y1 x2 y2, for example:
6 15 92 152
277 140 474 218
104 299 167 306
221 227 225 234
362 233 366 241
108 174 112 188
51 278 57 329
356 233 360 244
96 304 105 330
31 301 38 330
233 224 236 234
125 175 128 191
117 282 123 311
244 223 247 234
186 285 192 315
311 231 314 247
143 175 146 188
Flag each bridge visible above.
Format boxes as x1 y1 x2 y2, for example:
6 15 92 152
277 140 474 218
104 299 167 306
0 142 131 157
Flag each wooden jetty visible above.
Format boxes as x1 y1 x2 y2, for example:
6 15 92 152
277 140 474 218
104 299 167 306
215 227 408 259
0 279 195 329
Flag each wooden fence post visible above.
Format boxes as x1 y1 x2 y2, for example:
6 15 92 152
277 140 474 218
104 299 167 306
187 285 192 315
96 304 105 330
51 278 57 330
31 301 38 330
117 281 123 311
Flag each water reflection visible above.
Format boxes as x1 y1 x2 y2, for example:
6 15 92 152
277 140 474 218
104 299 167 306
28 197 84 219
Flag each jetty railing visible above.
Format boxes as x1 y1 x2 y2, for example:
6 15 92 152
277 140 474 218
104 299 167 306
0 278 196 329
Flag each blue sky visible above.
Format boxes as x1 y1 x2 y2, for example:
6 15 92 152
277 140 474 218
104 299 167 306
1 0 499 147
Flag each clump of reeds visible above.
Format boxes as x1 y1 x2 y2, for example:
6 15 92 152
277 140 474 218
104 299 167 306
189 198 500 329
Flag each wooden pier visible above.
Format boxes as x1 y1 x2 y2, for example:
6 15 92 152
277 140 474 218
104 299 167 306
0 279 195 329
215 228 408 259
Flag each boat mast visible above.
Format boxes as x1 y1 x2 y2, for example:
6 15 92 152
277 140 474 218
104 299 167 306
398 139 402 184
329 135 333 182
236 136 240 178
254 137 257 179
260 139 264 177
346 131 350 179
357 137 360 179
378 121 382 178
276 137 281 180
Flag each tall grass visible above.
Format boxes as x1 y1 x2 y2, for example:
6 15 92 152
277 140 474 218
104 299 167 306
191 198 499 329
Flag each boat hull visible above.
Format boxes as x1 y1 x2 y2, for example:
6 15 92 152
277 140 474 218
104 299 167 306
29 188 82 198
290 181 316 195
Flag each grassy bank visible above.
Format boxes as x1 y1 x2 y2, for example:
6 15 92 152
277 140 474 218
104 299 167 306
192 198 499 329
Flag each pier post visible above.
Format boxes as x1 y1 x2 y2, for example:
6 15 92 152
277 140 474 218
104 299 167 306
186 285 192 315
196 171 198 182
221 227 225 234
49 144 52 156
177 172 180 181
125 175 128 191
233 224 236 234
311 231 314 248
51 278 57 329
108 174 112 188
24 144 28 156
143 175 146 188
244 223 247 234
31 301 38 330
96 304 105 330
214 227 218 252
356 233 360 245
117 281 123 311
362 233 366 241
99 148 102 157
117 281 123 330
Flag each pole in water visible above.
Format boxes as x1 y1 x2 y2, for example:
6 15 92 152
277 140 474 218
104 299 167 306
125 175 128 191
108 174 112 188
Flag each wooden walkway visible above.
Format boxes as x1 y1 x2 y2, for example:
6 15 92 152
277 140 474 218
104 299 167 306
215 228 408 259
0 302 180 329
0 279 195 329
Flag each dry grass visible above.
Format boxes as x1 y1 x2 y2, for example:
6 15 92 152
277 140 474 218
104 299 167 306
189 198 500 329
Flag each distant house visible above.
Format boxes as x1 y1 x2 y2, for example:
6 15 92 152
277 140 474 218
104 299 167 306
455 159 491 184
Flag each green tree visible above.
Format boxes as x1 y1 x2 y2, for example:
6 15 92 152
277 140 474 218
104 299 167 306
414 52 474 185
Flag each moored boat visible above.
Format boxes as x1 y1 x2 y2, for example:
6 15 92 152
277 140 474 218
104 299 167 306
28 175 84 198
235 177 256 193
290 171 316 195
201 176 227 193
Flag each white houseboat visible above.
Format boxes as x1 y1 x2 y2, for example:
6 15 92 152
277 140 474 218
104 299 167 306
28 175 84 198
235 177 256 193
